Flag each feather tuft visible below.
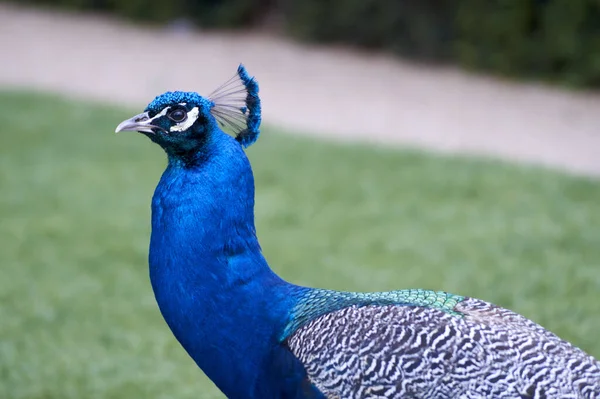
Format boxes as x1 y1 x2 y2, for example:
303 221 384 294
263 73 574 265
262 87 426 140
208 64 261 148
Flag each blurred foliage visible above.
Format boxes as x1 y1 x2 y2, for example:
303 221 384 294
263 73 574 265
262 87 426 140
6 0 600 87
284 0 600 86
13 0 267 27
455 0 600 86
283 0 456 62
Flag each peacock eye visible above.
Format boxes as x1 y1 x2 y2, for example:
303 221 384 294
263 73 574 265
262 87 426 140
168 108 187 123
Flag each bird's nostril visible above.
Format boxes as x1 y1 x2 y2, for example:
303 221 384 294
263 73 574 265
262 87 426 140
135 116 148 123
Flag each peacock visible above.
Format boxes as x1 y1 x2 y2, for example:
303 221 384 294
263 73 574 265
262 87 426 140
115 65 600 399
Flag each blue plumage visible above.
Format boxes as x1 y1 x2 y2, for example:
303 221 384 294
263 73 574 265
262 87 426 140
145 91 211 115
234 63 261 147
115 65 600 399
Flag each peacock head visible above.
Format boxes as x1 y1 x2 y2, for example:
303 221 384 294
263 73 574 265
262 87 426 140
115 64 261 156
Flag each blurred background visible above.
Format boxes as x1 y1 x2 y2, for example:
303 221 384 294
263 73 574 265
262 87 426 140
1 1 599 398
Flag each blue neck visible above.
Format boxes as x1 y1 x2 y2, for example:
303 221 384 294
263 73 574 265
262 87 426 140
148 131 303 397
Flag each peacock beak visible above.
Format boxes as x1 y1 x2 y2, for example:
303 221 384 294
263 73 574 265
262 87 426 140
115 112 157 134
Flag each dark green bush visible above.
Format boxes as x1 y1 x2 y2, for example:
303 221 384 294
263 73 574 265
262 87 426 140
102 0 183 23
12 0 108 10
186 0 267 28
8 0 266 26
283 0 600 87
455 0 600 86
283 0 456 62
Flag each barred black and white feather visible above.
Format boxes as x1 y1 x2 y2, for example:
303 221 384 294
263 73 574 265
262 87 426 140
287 298 600 398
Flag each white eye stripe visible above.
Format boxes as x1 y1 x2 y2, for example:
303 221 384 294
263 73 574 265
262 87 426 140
170 107 200 132
148 106 171 123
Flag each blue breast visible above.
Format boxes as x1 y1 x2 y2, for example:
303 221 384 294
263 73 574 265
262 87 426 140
148 131 327 398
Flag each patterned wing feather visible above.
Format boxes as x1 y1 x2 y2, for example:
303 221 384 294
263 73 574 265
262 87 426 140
286 298 600 399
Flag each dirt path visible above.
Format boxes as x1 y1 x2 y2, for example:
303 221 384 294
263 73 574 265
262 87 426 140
1 4 599 176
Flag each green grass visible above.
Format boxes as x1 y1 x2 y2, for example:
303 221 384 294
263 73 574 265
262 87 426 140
1 90 599 399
